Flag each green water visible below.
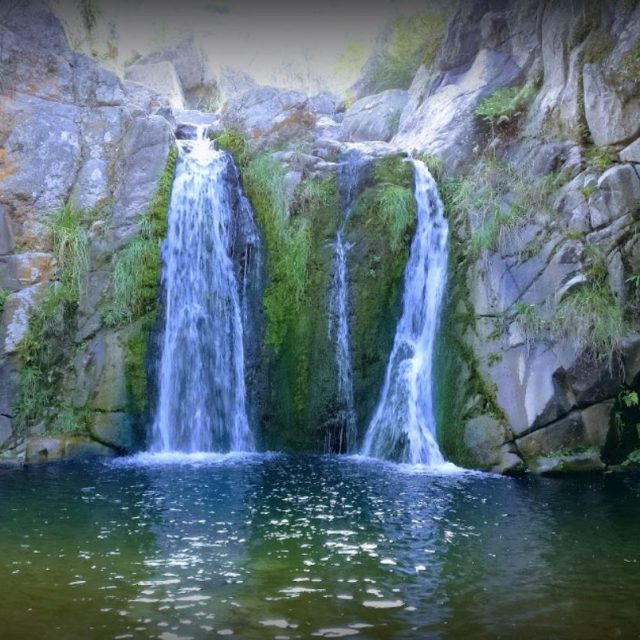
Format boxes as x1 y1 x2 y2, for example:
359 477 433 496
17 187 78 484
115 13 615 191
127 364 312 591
1 454 639 639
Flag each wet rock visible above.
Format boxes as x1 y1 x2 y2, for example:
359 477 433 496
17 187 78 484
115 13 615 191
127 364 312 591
534 452 605 475
0 416 12 448
90 412 135 453
463 415 508 469
65 437 116 461
25 437 65 464
343 90 408 143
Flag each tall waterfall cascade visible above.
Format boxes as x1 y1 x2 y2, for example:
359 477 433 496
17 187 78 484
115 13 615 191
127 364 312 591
362 160 449 465
150 127 258 453
328 150 367 453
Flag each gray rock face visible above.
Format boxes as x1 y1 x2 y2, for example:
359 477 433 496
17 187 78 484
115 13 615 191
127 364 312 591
125 61 185 111
222 86 316 151
127 36 216 108
0 1 176 458
343 90 408 142
463 415 519 471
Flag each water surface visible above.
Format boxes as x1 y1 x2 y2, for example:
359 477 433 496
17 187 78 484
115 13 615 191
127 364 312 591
1 455 639 639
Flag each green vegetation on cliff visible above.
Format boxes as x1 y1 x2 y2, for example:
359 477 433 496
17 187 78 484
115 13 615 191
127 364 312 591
367 11 449 92
105 146 178 423
248 153 416 452
243 155 313 352
14 205 89 434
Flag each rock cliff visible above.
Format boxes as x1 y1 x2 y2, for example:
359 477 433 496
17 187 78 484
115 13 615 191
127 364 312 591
2 0 640 474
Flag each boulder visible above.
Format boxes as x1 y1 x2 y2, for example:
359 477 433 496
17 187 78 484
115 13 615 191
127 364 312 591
589 164 640 229
110 115 175 239
620 139 640 164
25 437 65 464
393 47 522 170
64 437 115 461
222 86 316 151
90 412 135 453
125 61 185 111
584 62 640 147
463 415 509 469
343 90 408 142
217 66 257 105
128 35 216 108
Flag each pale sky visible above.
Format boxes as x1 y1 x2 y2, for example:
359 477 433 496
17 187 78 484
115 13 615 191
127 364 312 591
51 0 448 94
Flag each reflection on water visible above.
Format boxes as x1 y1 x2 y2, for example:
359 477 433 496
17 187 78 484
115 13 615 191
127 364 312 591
1 456 639 639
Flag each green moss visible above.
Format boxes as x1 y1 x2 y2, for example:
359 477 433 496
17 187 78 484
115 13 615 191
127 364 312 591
244 155 315 352
377 185 417 252
215 129 249 168
51 204 89 299
373 155 414 189
258 172 339 452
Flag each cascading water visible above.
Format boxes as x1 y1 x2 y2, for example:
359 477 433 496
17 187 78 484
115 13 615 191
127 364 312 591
150 128 257 453
361 160 449 465
327 150 366 453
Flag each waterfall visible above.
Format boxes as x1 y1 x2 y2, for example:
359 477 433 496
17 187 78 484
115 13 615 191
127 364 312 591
150 128 257 453
361 160 448 465
328 150 366 453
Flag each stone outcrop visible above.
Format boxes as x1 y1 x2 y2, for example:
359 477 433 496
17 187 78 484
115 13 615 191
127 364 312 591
397 0 640 473
0 0 175 462
342 90 408 143
125 35 217 110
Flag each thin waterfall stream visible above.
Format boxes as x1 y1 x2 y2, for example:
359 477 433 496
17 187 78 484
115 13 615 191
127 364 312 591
328 149 367 453
362 160 449 465
150 127 259 454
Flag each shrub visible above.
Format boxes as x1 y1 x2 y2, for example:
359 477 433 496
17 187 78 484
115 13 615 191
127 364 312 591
51 204 89 298
377 185 417 252
554 282 627 364
476 84 537 128
368 11 449 92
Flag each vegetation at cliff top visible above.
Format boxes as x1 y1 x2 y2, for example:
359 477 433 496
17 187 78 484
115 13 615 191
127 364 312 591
367 10 449 93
